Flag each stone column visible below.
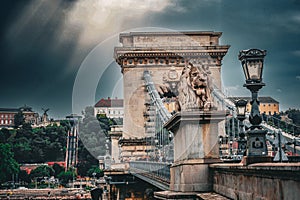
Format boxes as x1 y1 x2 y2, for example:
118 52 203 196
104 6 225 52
109 126 122 163
164 110 227 192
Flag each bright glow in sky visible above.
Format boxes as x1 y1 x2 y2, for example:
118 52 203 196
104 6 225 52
63 0 175 47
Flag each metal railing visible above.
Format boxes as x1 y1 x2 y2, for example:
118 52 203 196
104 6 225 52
129 161 171 184
262 114 300 136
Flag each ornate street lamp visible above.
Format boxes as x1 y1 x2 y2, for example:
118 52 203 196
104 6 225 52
235 99 248 121
238 49 268 157
235 99 248 156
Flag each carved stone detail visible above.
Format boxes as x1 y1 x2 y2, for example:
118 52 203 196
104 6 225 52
177 63 214 111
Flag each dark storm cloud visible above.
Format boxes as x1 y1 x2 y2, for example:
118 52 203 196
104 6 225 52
0 1 83 117
0 0 299 118
144 0 300 110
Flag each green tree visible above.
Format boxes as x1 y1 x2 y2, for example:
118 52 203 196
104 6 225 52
0 143 19 183
60 120 72 132
12 137 32 163
14 110 25 128
43 125 67 161
52 163 64 178
57 170 75 186
0 128 12 143
29 165 54 180
10 123 68 163
87 165 104 178
77 140 99 176
19 170 31 184
286 109 300 125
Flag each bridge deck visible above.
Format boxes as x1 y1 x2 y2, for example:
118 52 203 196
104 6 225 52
155 191 230 200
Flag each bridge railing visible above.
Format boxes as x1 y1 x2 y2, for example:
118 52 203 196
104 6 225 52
262 114 300 137
129 161 171 184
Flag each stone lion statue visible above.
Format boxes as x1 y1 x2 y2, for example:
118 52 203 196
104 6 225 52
176 63 214 111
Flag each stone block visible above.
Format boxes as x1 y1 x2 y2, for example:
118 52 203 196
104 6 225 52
164 111 227 162
170 160 213 192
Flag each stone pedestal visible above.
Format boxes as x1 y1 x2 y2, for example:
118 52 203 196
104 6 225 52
164 110 227 193
109 125 123 163
170 159 216 192
246 129 268 157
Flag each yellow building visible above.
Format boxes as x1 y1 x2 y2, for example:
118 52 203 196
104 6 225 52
229 96 279 115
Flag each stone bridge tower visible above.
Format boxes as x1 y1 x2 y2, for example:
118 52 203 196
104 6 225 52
114 31 229 161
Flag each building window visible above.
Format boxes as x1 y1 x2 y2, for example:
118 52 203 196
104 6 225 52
0 120 3 124
9 119 12 124
5 120 8 124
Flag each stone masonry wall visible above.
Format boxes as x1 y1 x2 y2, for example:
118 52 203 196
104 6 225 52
210 163 300 200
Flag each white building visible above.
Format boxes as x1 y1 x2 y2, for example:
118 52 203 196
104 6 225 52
94 97 124 119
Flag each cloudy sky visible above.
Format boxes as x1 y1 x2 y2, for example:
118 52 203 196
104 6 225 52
1 0 299 118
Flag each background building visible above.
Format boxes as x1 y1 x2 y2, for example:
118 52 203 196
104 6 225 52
0 105 39 127
0 108 18 127
229 96 279 115
94 97 124 119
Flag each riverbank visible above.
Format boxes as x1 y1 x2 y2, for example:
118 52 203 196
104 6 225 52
0 188 91 199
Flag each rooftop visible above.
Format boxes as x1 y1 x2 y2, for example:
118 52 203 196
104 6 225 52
228 96 279 104
119 31 222 37
95 97 123 108
0 108 19 112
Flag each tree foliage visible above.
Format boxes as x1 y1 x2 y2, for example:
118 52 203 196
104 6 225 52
286 109 300 126
8 124 68 163
0 106 113 182
14 110 25 128
0 128 12 143
87 165 104 178
0 143 19 183
29 165 55 179
52 163 64 177
57 170 75 186
77 140 99 177
19 170 31 183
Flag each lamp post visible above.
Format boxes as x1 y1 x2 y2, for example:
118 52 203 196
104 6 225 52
219 136 223 157
238 49 268 157
235 99 248 156
92 172 96 186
